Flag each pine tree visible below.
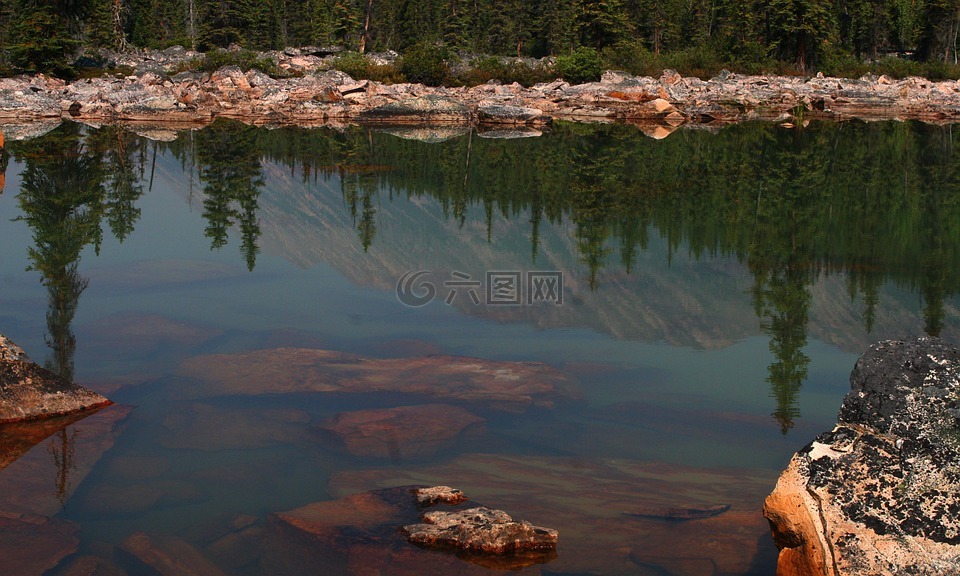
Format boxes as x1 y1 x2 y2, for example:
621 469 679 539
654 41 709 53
578 0 634 50
764 0 838 70
918 0 960 63
7 2 79 73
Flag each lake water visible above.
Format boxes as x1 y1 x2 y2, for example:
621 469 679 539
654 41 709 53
0 119 957 575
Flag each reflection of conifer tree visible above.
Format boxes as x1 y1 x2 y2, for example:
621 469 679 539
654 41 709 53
337 132 382 251
754 263 812 434
919 206 947 336
194 120 264 270
569 141 614 290
914 126 959 337
48 428 77 508
88 126 147 243
14 123 106 383
358 192 377 252
746 128 824 435
11 124 116 512
237 189 261 271
341 171 380 251
529 193 542 263
847 271 882 334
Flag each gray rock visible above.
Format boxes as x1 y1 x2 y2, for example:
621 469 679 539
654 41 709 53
0 89 63 119
601 70 636 85
476 104 548 125
312 69 353 86
367 50 399 66
361 95 472 123
0 334 111 423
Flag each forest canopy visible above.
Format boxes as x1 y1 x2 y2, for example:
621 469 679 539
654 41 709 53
1 0 960 78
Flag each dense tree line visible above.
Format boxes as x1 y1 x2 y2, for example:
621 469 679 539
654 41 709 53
2 0 960 75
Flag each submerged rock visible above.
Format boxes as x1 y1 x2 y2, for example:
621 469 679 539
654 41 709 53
0 334 111 424
176 348 578 412
0 404 133 516
161 402 310 451
764 337 960 575
0 513 79 575
117 531 229 576
315 404 484 461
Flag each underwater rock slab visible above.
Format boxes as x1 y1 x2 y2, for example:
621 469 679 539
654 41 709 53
329 453 777 576
0 403 133 516
764 337 960 576
46 554 126 576
77 311 225 391
160 402 310 451
176 348 578 412
117 532 229 576
0 334 111 423
315 404 484 460
0 410 97 473
0 513 79 575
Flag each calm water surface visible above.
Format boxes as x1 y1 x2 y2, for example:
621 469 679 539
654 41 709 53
0 119 958 575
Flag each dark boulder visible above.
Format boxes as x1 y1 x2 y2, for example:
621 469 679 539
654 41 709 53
764 337 960 576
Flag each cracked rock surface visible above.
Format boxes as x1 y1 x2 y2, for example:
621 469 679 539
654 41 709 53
763 337 960 576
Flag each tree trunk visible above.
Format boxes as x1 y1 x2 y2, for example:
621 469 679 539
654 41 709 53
188 0 196 51
113 0 128 51
360 0 373 53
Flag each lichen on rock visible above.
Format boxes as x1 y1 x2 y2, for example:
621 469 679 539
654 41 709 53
764 337 960 575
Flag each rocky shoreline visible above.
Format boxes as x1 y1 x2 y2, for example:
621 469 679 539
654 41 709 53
2 48 960 134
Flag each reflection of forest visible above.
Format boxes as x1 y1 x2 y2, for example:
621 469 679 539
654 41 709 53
10 124 146 504
9 119 960 434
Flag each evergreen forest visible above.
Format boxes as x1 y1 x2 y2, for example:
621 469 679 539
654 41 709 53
4 0 960 78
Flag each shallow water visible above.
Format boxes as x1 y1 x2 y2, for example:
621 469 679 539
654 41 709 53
0 119 958 575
